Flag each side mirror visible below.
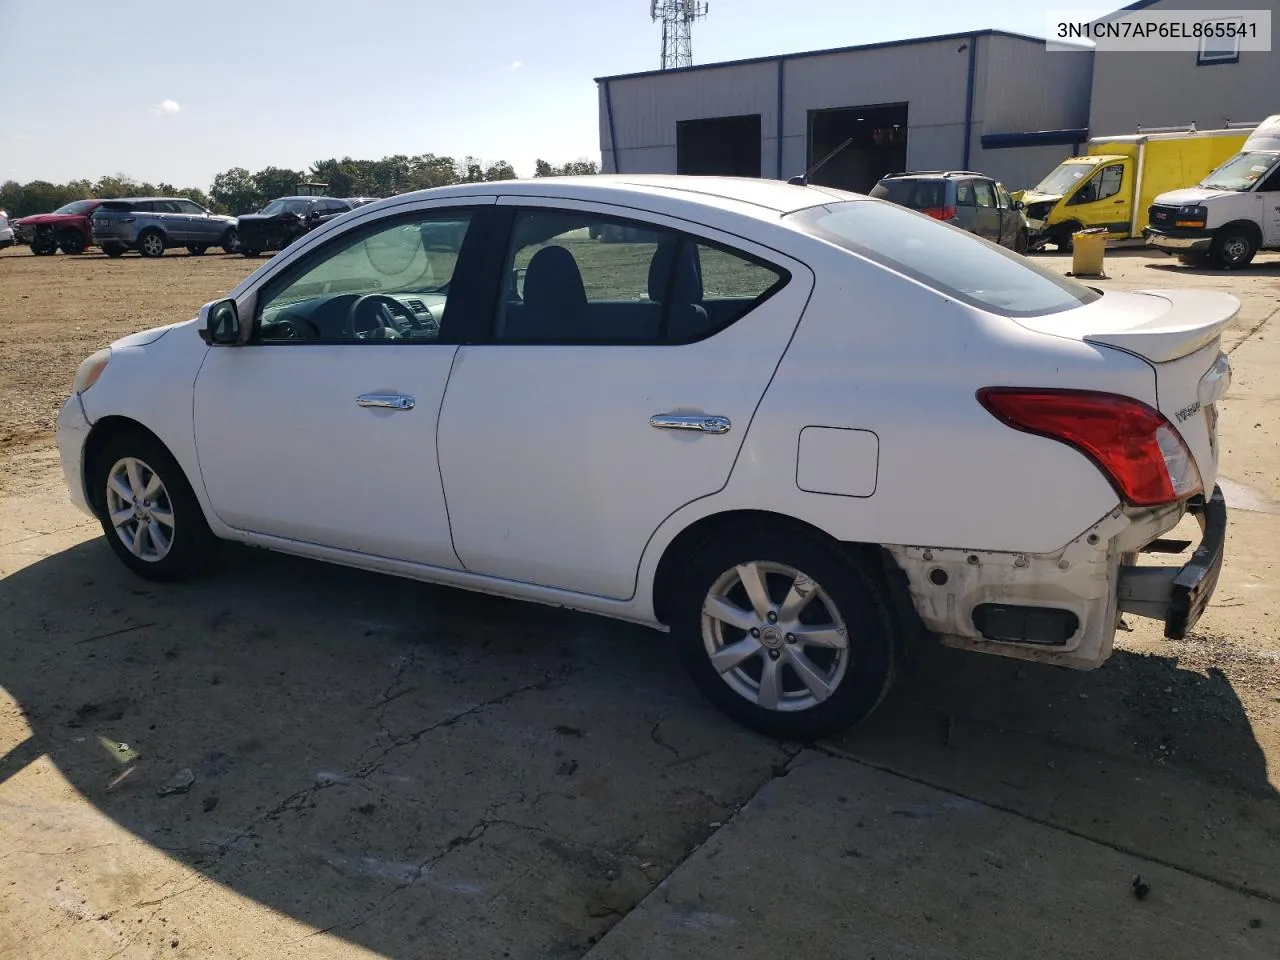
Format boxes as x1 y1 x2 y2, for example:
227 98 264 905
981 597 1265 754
1013 199 1024 210
199 298 241 345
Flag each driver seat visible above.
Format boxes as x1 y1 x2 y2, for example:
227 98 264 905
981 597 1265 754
517 245 589 339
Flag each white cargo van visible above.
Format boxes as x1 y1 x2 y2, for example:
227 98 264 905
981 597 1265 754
1144 115 1280 269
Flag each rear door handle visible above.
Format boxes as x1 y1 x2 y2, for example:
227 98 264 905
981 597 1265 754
650 413 731 434
357 393 415 411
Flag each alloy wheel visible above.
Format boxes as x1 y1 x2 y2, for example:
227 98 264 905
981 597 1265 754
104 457 175 562
141 233 164 257
701 561 850 712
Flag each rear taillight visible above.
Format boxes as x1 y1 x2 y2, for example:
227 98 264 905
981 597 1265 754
921 206 957 221
977 388 1203 507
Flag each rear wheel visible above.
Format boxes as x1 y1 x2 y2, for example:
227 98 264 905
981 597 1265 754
671 523 898 740
138 230 166 258
1014 228 1029 255
58 229 86 254
1211 228 1257 270
91 430 217 582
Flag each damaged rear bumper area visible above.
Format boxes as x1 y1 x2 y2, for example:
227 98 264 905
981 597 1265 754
883 486 1227 669
1116 486 1227 640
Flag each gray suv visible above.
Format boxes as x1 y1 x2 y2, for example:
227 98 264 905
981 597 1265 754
870 171 1029 253
91 197 240 258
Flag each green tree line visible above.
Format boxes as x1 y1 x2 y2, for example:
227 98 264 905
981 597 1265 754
0 155 599 219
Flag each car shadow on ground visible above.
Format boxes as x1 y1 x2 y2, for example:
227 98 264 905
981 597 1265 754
1 536 1277 957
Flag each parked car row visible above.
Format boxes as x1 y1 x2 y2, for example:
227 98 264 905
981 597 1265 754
5 194 372 259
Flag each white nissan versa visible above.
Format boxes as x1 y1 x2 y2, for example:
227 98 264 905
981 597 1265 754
56 175 1232 738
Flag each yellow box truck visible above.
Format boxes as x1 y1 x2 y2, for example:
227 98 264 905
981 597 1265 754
1018 125 1254 251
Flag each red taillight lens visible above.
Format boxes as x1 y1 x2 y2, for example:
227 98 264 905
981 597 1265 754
921 206 957 221
977 388 1203 507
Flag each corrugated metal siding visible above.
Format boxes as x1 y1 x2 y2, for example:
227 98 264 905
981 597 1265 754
978 35 1092 133
1087 0 1278 136
604 61 778 161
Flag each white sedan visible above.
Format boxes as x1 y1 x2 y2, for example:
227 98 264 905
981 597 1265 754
57 175 1232 738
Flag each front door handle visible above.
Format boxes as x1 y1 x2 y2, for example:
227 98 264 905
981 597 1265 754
650 413 731 434
357 393 415 411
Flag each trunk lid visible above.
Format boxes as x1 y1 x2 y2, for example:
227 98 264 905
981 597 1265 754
1012 288 1238 493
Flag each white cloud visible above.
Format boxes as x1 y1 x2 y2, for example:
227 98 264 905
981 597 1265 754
151 99 181 115
510 60 522 69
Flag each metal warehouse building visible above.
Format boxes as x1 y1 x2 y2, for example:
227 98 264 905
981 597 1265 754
595 30 1094 193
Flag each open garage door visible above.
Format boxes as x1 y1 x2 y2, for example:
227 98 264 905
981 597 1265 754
807 103 908 193
677 115 763 177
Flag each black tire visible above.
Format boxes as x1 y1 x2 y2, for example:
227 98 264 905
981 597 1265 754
137 229 166 258
104 246 126 258
221 227 240 255
670 523 898 740
187 245 208 256
1210 228 1257 270
58 229 86 254
31 239 57 256
90 429 217 582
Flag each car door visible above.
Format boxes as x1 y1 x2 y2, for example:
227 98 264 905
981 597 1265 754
971 180 1002 242
176 199 218 242
150 200 189 242
1257 163 1280 247
192 196 496 566
435 199 813 600
1065 162 1128 235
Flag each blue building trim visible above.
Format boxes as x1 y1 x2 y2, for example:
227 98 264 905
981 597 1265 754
604 79 620 173
981 129 1090 149
962 34 978 170
775 58 786 179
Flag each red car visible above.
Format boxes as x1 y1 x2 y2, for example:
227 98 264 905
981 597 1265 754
12 199 103 255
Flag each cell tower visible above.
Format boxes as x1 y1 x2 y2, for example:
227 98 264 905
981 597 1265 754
651 0 709 70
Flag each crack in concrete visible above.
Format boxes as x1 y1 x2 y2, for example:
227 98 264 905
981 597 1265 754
1227 304 1278 355
813 742 1280 906
209 664 574 857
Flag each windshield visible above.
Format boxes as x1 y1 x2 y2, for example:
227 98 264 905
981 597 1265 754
1200 152 1280 191
788 200 1102 318
52 199 97 216
1032 162 1093 197
260 199 309 216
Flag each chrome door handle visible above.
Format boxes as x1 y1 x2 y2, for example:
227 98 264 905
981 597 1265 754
357 393 415 411
650 413 731 434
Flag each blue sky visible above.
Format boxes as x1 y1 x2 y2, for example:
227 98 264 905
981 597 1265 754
0 0 1111 189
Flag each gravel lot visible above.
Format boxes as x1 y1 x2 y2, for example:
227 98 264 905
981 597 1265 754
2 243 1280 958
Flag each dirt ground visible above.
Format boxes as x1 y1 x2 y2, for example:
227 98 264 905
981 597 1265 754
2 243 1280 959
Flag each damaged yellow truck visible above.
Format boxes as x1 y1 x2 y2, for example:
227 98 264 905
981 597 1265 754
1017 125 1253 251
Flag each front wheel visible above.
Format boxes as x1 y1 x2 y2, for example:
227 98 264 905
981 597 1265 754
58 229 87 254
1211 228 1257 270
671 524 898 740
91 431 217 581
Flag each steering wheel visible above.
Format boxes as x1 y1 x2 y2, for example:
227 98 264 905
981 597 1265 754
346 294 418 339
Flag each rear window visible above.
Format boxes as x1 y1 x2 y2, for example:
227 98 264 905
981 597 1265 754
869 178 947 210
788 200 1102 318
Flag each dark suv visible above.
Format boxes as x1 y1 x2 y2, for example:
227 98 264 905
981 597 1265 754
91 197 240 257
236 196 352 257
870 171 1028 253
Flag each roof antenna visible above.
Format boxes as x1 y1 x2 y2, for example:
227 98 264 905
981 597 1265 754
788 136 854 186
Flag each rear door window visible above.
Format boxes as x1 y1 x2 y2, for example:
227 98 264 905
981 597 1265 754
788 200 1102 317
974 182 997 208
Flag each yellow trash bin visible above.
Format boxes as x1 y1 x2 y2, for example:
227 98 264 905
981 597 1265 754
1071 228 1107 277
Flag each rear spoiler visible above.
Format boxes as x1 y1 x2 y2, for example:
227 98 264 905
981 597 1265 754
1084 289 1239 363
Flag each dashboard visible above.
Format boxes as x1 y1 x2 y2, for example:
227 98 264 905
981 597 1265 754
258 290 449 342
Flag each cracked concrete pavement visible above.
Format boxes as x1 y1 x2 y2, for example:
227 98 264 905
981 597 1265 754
2 247 1280 959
